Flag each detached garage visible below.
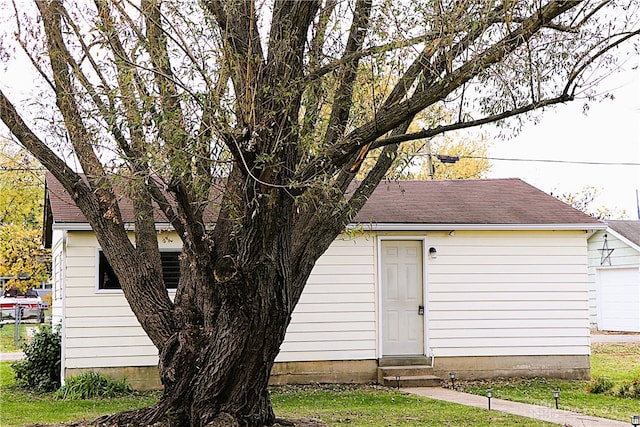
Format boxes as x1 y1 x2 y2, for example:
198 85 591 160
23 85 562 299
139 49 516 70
46 176 604 388
588 220 640 332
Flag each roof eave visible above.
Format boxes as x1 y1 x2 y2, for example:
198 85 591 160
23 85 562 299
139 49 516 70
52 222 175 231
350 222 607 231
604 227 640 252
53 221 606 233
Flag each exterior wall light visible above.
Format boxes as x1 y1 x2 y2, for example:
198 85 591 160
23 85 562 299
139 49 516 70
552 390 559 409
428 247 437 259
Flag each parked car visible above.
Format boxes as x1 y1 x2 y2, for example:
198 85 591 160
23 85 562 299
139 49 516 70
0 287 47 323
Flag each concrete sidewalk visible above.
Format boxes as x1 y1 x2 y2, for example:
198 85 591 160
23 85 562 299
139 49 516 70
0 351 24 361
591 333 640 343
404 387 630 427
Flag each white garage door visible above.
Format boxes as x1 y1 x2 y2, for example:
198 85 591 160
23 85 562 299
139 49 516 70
597 267 640 332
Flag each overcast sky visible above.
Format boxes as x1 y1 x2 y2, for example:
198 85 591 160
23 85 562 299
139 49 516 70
1 4 638 219
484 66 640 219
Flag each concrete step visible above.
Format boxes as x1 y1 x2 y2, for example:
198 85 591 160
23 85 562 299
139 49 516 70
382 374 442 388
377 365 439 385
378 364 434 378
378 356 431 367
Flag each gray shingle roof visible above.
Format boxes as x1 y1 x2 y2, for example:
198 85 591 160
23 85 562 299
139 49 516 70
354 178 603 226
607 220 640 247
44 173 179 224
45 174 602 227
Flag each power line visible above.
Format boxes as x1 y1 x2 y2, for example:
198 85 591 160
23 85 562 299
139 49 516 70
410 153 640 167
1 154 640 173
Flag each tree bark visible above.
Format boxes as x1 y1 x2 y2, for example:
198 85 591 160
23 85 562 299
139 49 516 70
97 268 294 427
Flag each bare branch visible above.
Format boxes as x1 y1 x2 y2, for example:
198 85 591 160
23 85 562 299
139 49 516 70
37 1 106 181
0 89 81 190
371 94 573 149
323 0 373 146
327 0 582 169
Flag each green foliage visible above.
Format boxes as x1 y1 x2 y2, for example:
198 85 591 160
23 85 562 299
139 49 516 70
0 225 50 291
11 325 61 392
587 375 640 398
586 376 615 394
615 377 640 399
0 142 45 229
0 142 50 291
55 371 133 400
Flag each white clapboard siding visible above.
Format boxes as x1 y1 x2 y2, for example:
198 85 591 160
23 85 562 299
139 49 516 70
427 230 590 358
68 355 159 369
63 232 160 369
63 231 377 368
60 227 591 369
50 232 65 325
276 236 377 362
587 229 640 328
429 273 587 284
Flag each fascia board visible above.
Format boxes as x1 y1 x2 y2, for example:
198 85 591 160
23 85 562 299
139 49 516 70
53 221 607 233
605 227 640 253
52 222 175 231
349 222 608 232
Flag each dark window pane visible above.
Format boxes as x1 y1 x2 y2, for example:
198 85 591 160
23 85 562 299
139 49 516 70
160 252 180 289
99 251 121 289
98 251 180 290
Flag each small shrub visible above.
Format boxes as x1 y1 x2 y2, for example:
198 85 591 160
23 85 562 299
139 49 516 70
586 376 614 395
55 371 133 399
616 378 640 399
11 324 61 391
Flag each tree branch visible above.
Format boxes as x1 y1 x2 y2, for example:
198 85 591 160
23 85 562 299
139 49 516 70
371 94 573 149
326 0 582 170
0 90 82 192
323 0 373 146
37 0 106 182
202 0 265 128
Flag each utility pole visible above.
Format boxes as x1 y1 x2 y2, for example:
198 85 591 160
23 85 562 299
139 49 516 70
425 139 435 179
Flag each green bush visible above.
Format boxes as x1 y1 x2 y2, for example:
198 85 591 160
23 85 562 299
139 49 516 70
11 324 61 391
586 376 615 395
616 378 640 399
55 371 133 399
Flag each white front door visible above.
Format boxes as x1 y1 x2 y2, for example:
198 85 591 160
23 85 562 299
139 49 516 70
381 240 424 356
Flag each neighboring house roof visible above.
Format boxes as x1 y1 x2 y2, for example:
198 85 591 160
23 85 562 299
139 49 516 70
606 220 640 250
44 174 603 236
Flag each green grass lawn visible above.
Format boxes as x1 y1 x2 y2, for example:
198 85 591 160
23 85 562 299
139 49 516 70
0 362 160 427
271 384 556 426
1 342 637 426
458 342 640 422
0 363 554 427
1 313 53 352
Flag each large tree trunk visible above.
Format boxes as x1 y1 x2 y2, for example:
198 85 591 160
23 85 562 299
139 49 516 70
98 233 300 427
97 285 292 426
